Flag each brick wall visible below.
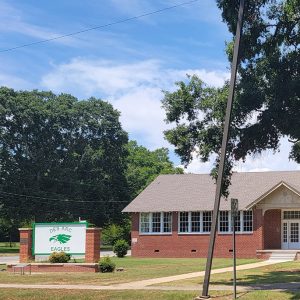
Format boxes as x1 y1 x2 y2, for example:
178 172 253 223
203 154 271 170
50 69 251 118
85 228 101 263
131 209 264 258
263 209 281 249
19 228 33 263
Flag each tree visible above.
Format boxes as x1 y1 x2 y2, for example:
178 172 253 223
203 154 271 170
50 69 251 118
126 140 183 199
162 0 299 192
0 87 129 226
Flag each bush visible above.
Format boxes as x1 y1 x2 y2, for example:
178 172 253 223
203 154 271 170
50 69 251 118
102 224 124 246
101 220 131 246
99 256 116 273
113 239 129 258
49 251 71 263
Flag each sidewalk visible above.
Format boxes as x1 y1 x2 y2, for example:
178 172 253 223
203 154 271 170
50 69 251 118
0 259 288 291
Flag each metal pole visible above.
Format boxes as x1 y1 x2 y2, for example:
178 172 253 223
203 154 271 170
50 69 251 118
198 1 245 298
233 212 237 299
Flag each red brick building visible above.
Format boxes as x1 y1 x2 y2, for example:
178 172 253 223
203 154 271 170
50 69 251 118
122 171 300 258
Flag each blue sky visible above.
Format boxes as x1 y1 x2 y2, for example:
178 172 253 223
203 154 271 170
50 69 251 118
0 0 299 173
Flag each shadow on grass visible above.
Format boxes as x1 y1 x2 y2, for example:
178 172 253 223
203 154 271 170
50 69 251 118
213 269 300 286
210 268 300 299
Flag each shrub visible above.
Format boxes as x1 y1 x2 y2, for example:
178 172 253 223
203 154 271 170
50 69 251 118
102 224 124 246
49 251 71 263
101 220 131 246
99 256 116 273
113 239 129 258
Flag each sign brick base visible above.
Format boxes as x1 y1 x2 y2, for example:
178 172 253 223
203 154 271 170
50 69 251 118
85 228 101 263
19 228 33 263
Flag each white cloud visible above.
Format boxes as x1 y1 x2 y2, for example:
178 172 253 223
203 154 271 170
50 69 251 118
40 57 300 173
0 1 77 46
233 137 300 172
41 58 229 150
0 74 29 90
113 87 167 149
183 137 299 174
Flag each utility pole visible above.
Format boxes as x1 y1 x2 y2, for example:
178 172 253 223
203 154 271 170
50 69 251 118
195 1 246 299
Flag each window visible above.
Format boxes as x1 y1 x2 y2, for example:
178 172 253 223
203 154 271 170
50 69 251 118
179 212 189 233
140 213 150 233
283 211 300 219
191 212 201 232
203 211 212 232
219 211 229 232
139 212 172 234
243 210 253 232
163 212 172 233
177 210 253 234
152 212 161 233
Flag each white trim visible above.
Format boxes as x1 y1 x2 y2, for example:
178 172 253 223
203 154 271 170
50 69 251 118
139 212 172 235
246 181 300 210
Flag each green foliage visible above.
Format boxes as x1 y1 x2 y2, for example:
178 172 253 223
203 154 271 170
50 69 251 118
49 252 71 263
113 239 130 258
217 0 300 161
0 87 183 232
99 256 116 272
126 140 183 199
102 222 130 246
0 88 129 226
163 1 300 193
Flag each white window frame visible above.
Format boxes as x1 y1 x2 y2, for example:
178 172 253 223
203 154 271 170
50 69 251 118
178 210 253 234
139 212 172 235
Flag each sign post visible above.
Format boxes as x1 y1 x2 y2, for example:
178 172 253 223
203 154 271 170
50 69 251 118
231 198 238 299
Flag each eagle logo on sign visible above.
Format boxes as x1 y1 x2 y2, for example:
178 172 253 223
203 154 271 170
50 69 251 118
49 234 71 244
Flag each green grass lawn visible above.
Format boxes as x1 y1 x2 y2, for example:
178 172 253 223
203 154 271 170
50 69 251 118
155 260 300 287
0 257 258 286
0 289 299 300
0 242 19 254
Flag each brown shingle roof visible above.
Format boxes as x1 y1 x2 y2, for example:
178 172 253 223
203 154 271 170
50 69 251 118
122 171 300 212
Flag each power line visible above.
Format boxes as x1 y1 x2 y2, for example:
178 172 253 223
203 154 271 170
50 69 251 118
0 190 129 203
0 0 200 53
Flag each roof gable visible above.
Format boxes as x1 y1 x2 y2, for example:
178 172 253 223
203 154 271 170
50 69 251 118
246 181 300 209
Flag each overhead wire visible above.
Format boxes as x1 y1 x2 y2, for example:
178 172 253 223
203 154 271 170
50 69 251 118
0 0 200 53
0 190 129 203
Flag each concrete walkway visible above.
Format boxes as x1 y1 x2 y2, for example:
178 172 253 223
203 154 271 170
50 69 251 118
0 259 288 291
110 259 286 289
0 256 19 264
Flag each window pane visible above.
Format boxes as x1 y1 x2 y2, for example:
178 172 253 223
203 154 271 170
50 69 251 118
283 211 300 219
152 212 161 233
203 211 212 232
179 212 189 232
140 213 150 233
191 212 201 232
243 210 253 232
219 211 229 232
163 212 172 233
